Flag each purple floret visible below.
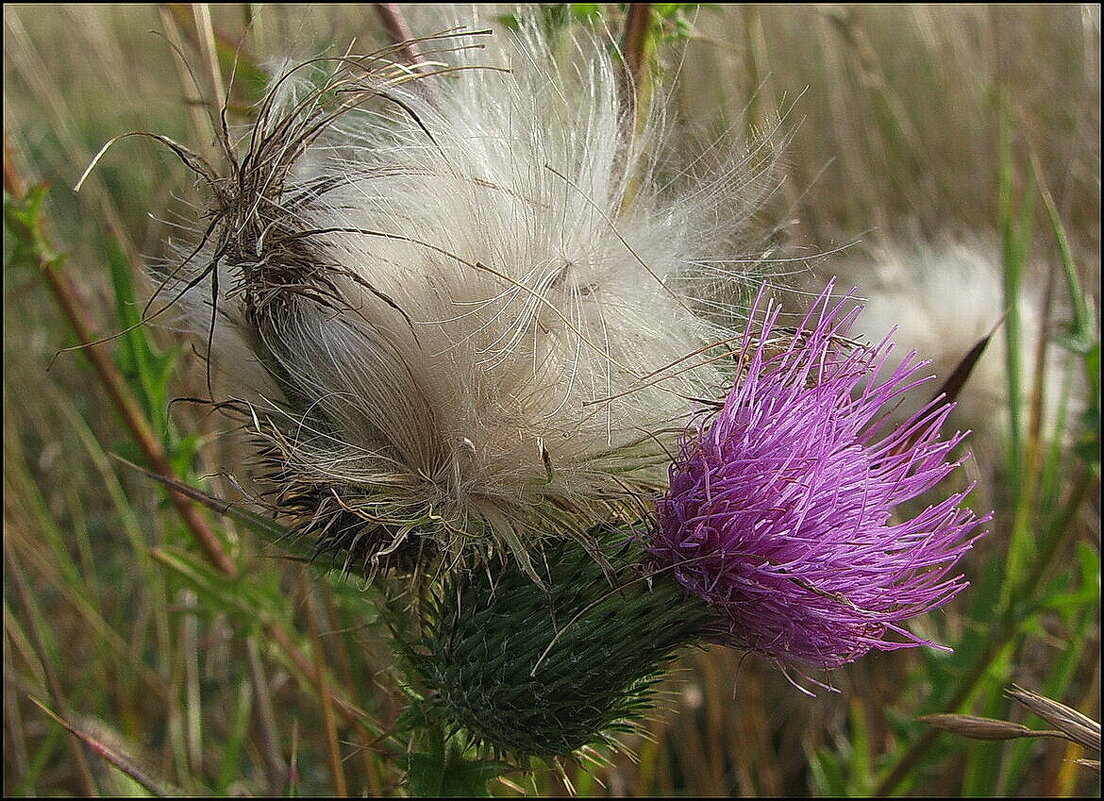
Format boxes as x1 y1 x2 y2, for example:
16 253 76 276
650 281 990 670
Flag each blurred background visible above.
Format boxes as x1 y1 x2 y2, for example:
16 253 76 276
4 4 1099 796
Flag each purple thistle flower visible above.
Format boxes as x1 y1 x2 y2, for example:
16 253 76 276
650 281 990 671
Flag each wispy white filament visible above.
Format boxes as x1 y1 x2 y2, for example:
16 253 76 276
166 24 774 567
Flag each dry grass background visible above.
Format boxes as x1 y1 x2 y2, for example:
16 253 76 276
3 4 1099 796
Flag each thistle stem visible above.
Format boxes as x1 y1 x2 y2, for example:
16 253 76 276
622 3 653 106
619 3 654 213
374 3 427 69
3 139 238 578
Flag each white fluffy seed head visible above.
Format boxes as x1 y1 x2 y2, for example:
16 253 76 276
162 25 774 575
825 236 1084 471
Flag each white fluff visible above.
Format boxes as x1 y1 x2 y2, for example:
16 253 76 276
165 26 772 570
825 236 1082 467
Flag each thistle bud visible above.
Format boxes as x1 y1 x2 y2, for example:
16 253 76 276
408 534 714 761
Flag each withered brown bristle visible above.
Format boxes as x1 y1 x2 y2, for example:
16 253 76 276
253 441 437 578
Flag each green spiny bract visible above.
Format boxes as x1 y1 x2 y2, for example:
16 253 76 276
407 534 715 762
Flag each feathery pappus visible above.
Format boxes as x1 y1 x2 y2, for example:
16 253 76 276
822 235 1088 479
156 24 776 578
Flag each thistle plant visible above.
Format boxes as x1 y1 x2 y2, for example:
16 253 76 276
8 4 1095 798
401 282 990 766
143 11 991 777
118 16 790 777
